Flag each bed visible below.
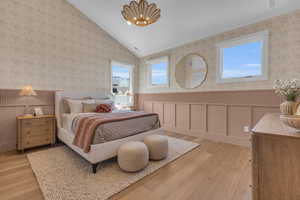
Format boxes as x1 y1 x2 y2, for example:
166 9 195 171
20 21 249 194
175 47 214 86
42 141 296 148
55 91 164 173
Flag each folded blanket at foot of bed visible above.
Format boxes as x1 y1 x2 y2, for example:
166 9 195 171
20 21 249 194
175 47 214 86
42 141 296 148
72 111 160 153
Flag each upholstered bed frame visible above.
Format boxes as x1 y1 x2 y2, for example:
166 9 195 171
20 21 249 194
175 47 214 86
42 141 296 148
55 91 164 173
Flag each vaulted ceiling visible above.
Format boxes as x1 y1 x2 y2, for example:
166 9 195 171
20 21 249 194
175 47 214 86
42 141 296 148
67 0 300 57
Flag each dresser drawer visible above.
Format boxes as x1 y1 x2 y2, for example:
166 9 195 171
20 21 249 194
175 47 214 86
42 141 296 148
24 135 51 149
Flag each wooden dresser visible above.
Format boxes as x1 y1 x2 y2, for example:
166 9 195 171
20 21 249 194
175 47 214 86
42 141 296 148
252 113 300 200
17 115 56 151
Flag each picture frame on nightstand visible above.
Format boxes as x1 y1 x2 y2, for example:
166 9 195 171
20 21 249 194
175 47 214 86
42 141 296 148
34 107 44 116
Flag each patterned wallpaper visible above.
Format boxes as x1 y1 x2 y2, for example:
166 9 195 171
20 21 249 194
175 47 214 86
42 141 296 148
138 10 300 94
0 0 139 93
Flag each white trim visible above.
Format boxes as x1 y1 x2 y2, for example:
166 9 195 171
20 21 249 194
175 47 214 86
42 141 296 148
216 30 269 83
146 56 170 88
110 60 134 106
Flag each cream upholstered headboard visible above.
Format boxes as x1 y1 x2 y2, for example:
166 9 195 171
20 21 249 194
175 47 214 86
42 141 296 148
55 91 109 128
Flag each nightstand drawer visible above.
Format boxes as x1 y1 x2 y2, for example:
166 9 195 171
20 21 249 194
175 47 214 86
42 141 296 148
23 127 51 136
24 135 51 148
22 119 51 127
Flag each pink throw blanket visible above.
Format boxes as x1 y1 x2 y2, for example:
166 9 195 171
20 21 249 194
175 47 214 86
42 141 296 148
73 112 159 153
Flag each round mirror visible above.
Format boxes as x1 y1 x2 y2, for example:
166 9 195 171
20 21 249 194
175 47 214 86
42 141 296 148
175 54 208 89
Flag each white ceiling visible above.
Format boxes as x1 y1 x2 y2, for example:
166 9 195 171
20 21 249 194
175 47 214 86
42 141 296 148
67 0 300 57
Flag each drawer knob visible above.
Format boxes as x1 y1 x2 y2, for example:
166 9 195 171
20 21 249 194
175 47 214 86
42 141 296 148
27 131 31 135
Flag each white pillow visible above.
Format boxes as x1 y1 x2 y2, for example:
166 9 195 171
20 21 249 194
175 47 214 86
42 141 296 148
67 99 95 113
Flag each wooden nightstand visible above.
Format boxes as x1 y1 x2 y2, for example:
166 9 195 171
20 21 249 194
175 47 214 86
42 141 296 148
17 115 56 151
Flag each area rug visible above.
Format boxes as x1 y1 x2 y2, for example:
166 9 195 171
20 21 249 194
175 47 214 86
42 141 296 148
27 136 199 200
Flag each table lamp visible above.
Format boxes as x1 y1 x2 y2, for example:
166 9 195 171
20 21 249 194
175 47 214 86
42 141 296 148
19 85 37 117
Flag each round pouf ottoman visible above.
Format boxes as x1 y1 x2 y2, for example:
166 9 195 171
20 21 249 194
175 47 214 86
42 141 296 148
144 135 168 161
118 141 149 172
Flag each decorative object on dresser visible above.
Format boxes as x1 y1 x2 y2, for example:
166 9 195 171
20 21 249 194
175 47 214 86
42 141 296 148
17 115 56 152
280 115 300 132
19 85 37 117
295 101 300 115
252 113 300 200
175 54 208 89
274 79 300 115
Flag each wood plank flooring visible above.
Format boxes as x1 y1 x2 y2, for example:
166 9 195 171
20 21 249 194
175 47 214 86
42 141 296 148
0 132 251 200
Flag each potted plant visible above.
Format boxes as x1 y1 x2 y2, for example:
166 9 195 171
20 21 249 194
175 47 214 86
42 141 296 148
274 79 300 115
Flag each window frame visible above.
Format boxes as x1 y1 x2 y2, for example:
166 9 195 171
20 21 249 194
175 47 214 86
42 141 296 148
146 56 170 88
216 30 269 83
110 60 134 106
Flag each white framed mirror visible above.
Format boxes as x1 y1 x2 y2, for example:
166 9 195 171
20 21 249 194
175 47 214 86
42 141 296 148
175 54 208 89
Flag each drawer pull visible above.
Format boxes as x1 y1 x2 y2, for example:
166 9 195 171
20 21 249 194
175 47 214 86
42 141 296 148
27 131 31 135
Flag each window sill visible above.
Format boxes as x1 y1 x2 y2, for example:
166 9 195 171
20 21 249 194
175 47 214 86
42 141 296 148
147 84 170 89
216 76 268 83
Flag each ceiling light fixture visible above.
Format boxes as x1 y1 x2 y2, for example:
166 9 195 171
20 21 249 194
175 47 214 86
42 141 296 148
121 0 161 27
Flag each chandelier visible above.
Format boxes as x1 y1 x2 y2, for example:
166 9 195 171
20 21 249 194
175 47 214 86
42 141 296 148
121 0 161 27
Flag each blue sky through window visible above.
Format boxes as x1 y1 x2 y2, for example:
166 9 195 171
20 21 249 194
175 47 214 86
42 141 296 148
112 66 130 79
112 65 130 88
151 62 168 85
222 41 263 79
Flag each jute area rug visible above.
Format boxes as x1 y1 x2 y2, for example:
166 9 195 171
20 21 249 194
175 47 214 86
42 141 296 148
27 136 199 200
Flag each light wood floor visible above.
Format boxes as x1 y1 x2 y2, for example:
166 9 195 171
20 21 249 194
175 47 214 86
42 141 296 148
0 132 251 200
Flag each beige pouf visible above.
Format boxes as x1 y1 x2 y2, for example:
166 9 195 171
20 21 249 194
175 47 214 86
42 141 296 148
118 141 149 172
144 135 168 160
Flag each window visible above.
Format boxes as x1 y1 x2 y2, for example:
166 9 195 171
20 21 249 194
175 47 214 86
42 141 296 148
147 56 169 87
111 61 134 106
216 31 269 83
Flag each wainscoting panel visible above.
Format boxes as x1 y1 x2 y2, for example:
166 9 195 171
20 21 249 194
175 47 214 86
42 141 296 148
163 103 176 128
190 104 206 133
175 104 190 131
207 105 227 136
0 89 55 152
141 99 280 146
228 106 251 138
144 101 153 113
